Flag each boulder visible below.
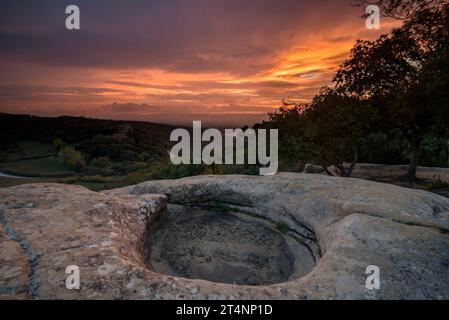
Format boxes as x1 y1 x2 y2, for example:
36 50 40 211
303 163 325 174
1 173 449 300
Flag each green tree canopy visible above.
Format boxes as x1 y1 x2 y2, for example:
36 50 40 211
334 5 449 181
269 88 376 177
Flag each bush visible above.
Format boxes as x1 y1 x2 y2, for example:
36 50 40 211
90 157 112 169
119 150 141 162
52 138 65 151
430 175 449 190
60 146 86 172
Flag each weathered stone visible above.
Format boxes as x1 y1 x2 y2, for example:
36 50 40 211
0 183 166 300
0 174 448 300
304 164 325 174
0 225 30 300
146 209 315 286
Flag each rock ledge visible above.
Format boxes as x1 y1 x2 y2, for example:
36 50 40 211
1 173 449 300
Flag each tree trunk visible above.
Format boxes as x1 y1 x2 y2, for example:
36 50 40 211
346 146 359 177
407 144 419 183
447 139 449 167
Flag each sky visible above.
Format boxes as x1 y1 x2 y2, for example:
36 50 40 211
0 0 400 126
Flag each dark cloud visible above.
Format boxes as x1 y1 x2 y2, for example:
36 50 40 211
0 84 128 99
0 0 361 74
0 0 398 125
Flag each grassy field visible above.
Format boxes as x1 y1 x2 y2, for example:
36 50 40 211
58 175 128 191
0 140 139 190
1 141 57 162
17 141 57 157
0 156 74 177
0 175 126 191
0 141 75 177
0 177 55 188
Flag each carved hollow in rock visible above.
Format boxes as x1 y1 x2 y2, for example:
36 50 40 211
145 207 317 286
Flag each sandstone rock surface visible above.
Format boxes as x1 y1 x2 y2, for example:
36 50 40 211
303 164 325 174
1 173 449 299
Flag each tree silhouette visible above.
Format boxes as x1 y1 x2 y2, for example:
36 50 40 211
302 88 375 177
335 5 449 181
269 88 375 177
352 0 449 19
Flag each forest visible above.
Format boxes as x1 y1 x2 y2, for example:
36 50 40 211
1 1 449 192
265 1 449 182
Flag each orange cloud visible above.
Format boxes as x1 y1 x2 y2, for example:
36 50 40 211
0 0 401 126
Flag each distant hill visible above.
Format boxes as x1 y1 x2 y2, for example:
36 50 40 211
0 113 177 161
0 113 258 190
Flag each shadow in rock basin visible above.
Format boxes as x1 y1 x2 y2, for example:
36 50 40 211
145 208 316 286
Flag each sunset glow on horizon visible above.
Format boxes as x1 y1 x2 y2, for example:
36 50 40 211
0 0 400 126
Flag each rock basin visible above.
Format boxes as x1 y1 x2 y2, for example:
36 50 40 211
1 173 449 299
146 208 316 285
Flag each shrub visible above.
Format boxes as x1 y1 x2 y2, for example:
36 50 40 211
430 175 449 190
61 146 86 172
90 156 112 169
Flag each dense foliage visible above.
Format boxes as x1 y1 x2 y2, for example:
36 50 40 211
266 4 449 181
